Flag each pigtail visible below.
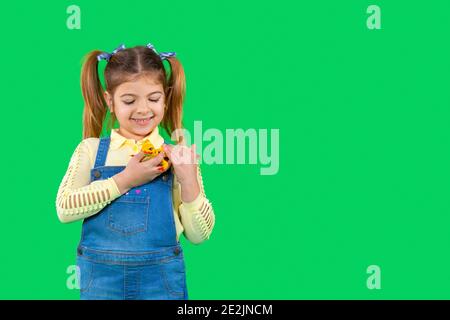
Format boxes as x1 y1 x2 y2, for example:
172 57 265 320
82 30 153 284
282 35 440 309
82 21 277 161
80 50 109 139
162 56 186 145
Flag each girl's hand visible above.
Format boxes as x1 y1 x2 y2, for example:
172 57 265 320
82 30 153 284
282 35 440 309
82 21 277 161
113 150 171 194
163 143 200 186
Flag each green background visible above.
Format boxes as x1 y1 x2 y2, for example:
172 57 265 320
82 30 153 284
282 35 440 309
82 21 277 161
1 0 450 299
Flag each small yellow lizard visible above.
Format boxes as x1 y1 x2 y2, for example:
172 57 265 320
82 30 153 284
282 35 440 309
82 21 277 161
140 139 170 170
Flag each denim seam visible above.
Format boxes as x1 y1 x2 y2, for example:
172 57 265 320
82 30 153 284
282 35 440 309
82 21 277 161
161 268 185 297
80 245 179 255
78 254 180 266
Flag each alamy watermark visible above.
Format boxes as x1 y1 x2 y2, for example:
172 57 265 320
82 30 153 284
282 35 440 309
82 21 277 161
171 121 280 176
367 265 381 290
66 265 80 290
66 5 81 30
367 4 381 30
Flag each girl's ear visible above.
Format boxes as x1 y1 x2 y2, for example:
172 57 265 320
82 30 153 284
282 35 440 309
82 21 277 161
104 91 113 113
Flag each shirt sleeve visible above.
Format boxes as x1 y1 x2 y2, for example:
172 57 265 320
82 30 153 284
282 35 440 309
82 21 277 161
55 139 122 223
177 165 216 244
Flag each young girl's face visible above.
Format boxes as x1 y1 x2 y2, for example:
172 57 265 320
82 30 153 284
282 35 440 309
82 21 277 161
104 76 165 141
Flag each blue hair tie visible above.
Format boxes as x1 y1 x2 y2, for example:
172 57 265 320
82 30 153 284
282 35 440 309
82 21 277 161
97 44 126 62
146 43 176 60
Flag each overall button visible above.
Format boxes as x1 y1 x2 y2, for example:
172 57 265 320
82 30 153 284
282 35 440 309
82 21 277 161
162 174 168 181
93 170 101 178
173 247 180 256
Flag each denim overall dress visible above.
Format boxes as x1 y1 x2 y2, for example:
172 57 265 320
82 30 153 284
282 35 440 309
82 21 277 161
76 136 188 300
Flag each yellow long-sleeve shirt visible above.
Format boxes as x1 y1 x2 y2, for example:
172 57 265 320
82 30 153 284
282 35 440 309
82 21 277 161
55 127 215 245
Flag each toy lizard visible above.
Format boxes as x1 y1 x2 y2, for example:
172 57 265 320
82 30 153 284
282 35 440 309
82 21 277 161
140 139 170 170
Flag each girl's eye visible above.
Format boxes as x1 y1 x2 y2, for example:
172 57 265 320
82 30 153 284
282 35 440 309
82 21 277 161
123 99 159 105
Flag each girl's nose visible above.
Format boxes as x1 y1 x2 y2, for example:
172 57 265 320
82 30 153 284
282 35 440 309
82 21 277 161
136 103 151 113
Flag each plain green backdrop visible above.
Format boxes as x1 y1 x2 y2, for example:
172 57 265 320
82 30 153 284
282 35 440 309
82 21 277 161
1 0 450 299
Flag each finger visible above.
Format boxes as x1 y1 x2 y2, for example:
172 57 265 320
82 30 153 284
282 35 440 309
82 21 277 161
186 145 197 164
179 149 192 165
178 145 185 158
191 144 200 164
164 144 177 157
145 152 165 167
164 143 174 151
132 151 146 162
190 152 198 165
173 144 189 159
193 154 200 164
163 144 172 159
168 145 182 161
171 150 183 165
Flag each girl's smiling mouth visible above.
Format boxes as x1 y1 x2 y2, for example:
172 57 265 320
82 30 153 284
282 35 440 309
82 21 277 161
131 116 154 126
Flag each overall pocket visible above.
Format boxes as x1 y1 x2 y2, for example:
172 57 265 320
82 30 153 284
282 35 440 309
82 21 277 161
160 256 186 298
107 194 149 235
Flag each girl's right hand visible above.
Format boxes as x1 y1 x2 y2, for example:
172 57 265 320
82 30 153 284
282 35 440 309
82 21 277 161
113 150 170 194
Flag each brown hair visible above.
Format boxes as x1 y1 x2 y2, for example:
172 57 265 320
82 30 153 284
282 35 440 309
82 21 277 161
80 45 186 144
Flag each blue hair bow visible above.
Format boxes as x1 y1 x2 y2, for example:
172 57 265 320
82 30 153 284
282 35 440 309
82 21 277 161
97 44 126 62
146 43 176 60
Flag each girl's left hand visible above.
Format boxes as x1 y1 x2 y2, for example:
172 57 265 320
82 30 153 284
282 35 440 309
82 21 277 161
163 143 200 185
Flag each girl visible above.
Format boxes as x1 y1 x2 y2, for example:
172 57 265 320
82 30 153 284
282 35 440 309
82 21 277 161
56 43 215 300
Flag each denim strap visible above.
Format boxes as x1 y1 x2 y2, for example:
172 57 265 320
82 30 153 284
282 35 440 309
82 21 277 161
94 137 111 168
